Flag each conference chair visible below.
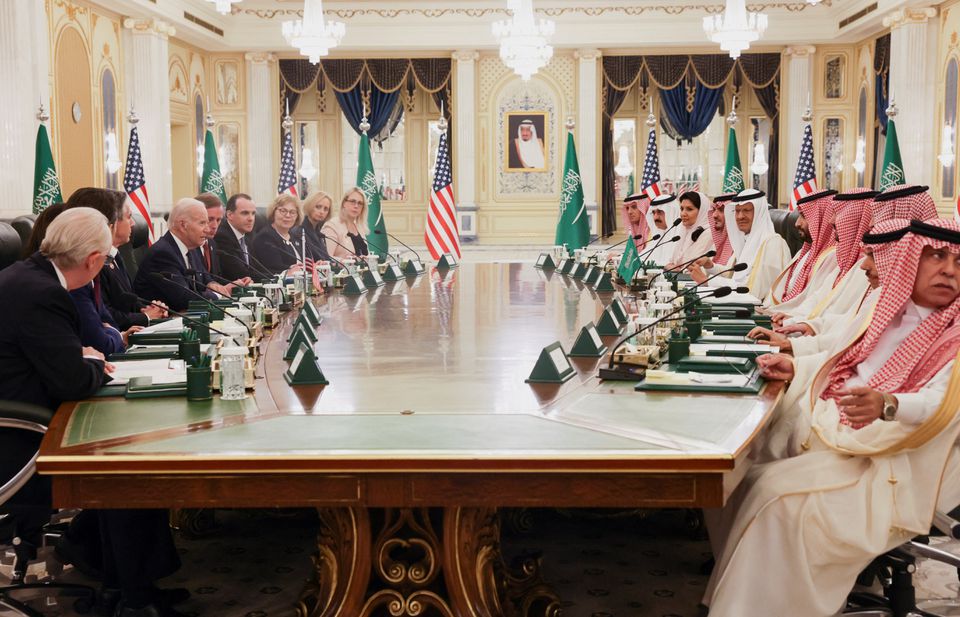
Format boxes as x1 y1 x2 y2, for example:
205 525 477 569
253 206 269 235
843 511 960 617
0 400 95 616
769 207 804 256
122 213 151 279
0 223 22 271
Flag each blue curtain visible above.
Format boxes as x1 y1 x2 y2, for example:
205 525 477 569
875 71 889 134
335 86 402 143
658 82 723 143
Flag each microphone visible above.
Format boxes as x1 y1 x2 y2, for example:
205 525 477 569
602 234 645 252
601 286 734 376
217 247 276 281
150 272 252 340
374 229 422 263
184 269 275 308
686 262 749 289
319 231 364 263
658 249 716 277
690 226 705 242
639 217 682 260
638 234 680 262
363 234 399 263
120 293 244 347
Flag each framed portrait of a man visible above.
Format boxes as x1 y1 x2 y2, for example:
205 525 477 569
505 112 548 172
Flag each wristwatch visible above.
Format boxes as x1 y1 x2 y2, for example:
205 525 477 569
881 393 898 421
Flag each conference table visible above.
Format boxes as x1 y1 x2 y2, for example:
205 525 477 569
38 262 783 617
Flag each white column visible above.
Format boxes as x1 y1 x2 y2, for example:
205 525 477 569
0 0 51 216
245 53 277 207
576 48 600 237
885 7 938 186
781 46 815 192
453 50 478 241
123 18 174 212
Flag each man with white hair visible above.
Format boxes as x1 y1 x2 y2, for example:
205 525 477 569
134 198 236 311
509 119 546 169
689 188 791 298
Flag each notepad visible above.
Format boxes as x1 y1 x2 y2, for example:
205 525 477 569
107 359 187 385
689 343 777 355
137 318 184 334
645 369 751 388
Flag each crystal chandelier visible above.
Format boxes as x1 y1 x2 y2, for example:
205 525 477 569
207 0 241 15
492 0 555 81
282 0 346 64
614 146 634 177
750 142 768 176
703 0 768 59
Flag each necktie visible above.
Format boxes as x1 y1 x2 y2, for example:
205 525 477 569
203 242 212 271
238 235 249 265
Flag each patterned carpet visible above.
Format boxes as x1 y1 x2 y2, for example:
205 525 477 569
3 508 960 617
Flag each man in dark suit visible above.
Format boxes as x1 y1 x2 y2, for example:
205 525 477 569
215 193 264 281
134 198 231 312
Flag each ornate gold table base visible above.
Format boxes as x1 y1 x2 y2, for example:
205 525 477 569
297 507 561 617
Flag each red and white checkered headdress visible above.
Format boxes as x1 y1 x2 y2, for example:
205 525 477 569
832 189 878 287
863 218 911 289
822 219 960 418
710 194 736 265
622 194 650 249
873 184 938 224
782 190 838 301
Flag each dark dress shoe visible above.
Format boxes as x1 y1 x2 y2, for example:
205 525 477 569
113 602 189 617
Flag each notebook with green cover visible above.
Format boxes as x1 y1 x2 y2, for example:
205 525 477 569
675 355 753 374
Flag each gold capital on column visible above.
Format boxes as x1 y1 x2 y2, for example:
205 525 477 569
452 50 479 63
784 45 816 57
122 18 175 38
575 49 601 61
883 7 937 28
244 52 276 64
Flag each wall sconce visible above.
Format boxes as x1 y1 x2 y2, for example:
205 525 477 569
939 124 955 169
104 132 122 174
614 145 634 177
298 147 317 180
852 137 866 175
750 142 768 176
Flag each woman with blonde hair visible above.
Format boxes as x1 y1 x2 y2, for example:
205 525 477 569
296 190 333 260
321 187 370 259
251 193 313 274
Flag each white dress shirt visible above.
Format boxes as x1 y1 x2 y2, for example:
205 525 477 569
170 233 193 270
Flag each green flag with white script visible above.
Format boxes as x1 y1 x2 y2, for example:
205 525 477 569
617 235 641 282
199 129 228 206
33 124 63 214
357 133 387 258
721 127 745 195
879 119 905 190
555 131 590 251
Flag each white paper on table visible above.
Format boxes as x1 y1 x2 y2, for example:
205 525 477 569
136 318 184 334
107 359 187 385
688 343 778 356
125 344 210 354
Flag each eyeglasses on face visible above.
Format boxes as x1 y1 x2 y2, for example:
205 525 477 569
344 198 363 206
276 208 298 217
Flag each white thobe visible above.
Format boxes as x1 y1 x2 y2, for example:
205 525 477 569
764 247 839 314
706 234 791 299
785 257 871 326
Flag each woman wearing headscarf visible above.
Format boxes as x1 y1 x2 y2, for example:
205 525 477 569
765 189 839 309
706 219 960 617
665 191 714 271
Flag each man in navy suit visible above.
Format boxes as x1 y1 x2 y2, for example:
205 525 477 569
134 198 236 312
216 193 264 281
195 192 252 288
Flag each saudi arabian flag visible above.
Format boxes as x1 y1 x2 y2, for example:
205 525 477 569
617 236 641 283
33 124 63 214
721 127 745 195
879 119 905 190
555 131 590 251
199 129 228 206
357 133 387 258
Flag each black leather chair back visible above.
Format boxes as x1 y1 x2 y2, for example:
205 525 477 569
769 207 804 256
0 223 22 271
8 216 35 249
252 207 269 237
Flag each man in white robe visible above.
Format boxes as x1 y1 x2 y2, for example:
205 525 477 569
511 119 546 169
704 219 960 617
643 193 680 265
764 189 839 310
688 188 790 299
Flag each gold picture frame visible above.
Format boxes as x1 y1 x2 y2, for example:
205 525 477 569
504 111 549 172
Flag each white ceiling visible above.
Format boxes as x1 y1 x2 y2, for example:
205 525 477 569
103 0 922 53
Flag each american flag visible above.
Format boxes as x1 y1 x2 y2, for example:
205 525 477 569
123 127 157 245
278 129 298 196
790 124 818 210
640 129 664 199
424 132 461 259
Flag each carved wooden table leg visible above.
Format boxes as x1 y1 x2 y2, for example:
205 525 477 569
298 507 560 617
